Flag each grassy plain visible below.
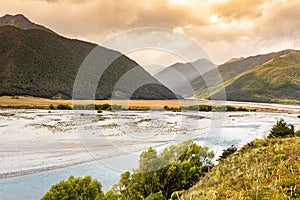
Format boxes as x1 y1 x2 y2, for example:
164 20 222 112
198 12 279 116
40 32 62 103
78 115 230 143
0 95 299 113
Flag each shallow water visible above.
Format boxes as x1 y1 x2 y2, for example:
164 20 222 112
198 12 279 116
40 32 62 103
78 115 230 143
0 110 299 200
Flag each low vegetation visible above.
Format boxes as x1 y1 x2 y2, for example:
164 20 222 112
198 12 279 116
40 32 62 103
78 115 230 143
41 141 214 200
164 105 255 112
50 103 254 113
195 50 300 104
41 176 105 200
56 104 72 110
41 120 300 200
183 119 300 199
105 140 214 200
217 145 237 162
267 119 295 138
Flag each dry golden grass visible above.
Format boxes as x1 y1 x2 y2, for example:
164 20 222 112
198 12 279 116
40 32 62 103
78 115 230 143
183 137 300 200
0 96 199 109
0 96 296 113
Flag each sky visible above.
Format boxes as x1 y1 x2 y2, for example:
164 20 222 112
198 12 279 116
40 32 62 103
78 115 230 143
1 0 300 68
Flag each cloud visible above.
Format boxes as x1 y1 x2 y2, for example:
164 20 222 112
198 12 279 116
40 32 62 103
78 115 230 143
0 0 299 64
257 0 300 39
128 0 208 28
211 0 267 22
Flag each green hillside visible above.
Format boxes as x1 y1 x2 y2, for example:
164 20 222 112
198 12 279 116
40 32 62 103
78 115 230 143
195 50 300 103
183 137 300 199
0 26 177 100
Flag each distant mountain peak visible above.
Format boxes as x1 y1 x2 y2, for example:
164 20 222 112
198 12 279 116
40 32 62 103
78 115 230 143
281 49 300 55
0 14 56 34
225 57 245 64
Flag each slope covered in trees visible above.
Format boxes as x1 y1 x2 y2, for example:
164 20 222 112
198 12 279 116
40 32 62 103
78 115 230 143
190 50 300 103
0 25 177 100
208 51 300 103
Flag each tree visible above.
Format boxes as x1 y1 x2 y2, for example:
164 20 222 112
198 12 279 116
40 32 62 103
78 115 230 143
158 140 214 197
268 119 295 138
107 140 214 199
217 145 237 162
145 191 166 200
41 176 105 200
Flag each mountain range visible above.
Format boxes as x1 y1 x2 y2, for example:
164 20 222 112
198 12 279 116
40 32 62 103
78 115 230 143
193 49 300 103
154 59 216 97
0 14 177 100
0 14 55 34
155 49 300 103
0 14 299 103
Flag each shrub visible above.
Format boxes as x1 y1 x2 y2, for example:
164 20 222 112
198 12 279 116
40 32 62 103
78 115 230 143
198 105 212 112
295 130 300 137
226 106 237 111
267 119 294 138
57 104 72 110
218 145 237 161
164 105 181 112
49 104 55 110
145 191 166 200
100 103 112 111
73 104 85 110
41 176 105 200
273 154 286 161
237 107 248 111
107 140 214 199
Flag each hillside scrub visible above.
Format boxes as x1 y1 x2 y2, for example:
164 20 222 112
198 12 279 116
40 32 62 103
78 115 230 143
105 140 214 199
41 141 214 200
183 136 300 199
41 121 299 200
267 119 295 138
41 176 105 200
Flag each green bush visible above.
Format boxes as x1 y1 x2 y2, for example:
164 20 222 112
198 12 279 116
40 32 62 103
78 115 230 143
273 154 286 161
164 105 181 112
295 130 300 137
57 104 72 110
217 145 237 162
145 191 166 200
41 176 105 200
106 140 214 199
100 103 112 111
198 105 212 112
226 106 237 111
267 119 294 138
237 107 248 111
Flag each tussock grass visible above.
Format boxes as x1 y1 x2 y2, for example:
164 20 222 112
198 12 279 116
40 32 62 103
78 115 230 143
183 137 300 200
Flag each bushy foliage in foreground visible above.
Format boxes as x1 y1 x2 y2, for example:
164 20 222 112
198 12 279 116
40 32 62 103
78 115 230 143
183 137 300 200
105 140 214 199
268 119 295 138
42 120 299 200
41 141 213 200
41 175 105 200
217 145 237 162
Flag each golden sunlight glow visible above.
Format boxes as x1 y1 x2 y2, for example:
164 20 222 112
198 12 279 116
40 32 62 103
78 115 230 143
209 15 219 23
169 0 188 5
